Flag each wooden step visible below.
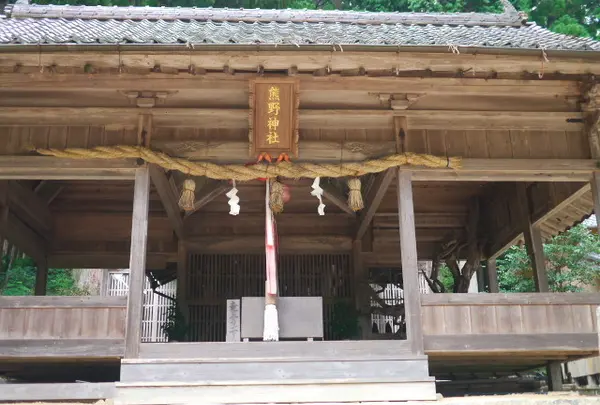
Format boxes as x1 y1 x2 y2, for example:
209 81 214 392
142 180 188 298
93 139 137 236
116 378 437 404
117 354 436 404
120 358 431 383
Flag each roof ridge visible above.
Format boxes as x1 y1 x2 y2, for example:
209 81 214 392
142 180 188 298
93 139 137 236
4 3 527 27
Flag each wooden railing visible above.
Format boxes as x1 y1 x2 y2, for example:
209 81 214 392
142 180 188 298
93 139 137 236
0 296 127 358
421 293 600 354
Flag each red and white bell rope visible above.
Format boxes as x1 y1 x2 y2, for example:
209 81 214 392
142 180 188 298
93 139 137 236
263 180 279 341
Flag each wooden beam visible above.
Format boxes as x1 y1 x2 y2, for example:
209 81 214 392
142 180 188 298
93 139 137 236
592 172 600 236
185 180 228 216
0 107 584 131
355 169 395 240
155 140 599 179
0 74 581 97
185 235 352 253
420 292 600 306
0 339 125 358
156 140 594 165
517 184 549 293
397 169 424 355
0 157 138 180
412 159 596 182
487 258 499 293
149 165 184 241
321 182 355 216
2 50 599 75
424 334 598 353
125 166 150 359
48 253 168 270
0 295 127 308
374 213 466 229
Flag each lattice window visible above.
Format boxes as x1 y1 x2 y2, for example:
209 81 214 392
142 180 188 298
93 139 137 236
186 253 352 341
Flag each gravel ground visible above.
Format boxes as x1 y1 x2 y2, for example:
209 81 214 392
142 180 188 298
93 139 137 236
1 393 600 405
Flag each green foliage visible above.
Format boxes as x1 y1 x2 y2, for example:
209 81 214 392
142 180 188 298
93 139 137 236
550 15 593 38
520 0 599 39
161 301 190 342
438 264 455 292
0 255 86 296
497 224 600 293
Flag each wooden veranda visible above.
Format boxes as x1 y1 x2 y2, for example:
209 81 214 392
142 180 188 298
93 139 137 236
0 1 600 403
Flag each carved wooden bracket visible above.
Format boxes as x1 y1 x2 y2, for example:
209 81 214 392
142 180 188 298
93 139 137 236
581 82 599 112
373 93 422 110
120 91 176 107
581 83 600 158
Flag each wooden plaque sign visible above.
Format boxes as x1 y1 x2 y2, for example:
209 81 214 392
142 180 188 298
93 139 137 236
249 78 299 158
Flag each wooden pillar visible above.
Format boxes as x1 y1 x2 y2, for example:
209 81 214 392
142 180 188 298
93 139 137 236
396 169 424 355
124 166 150 358
487 258 499 293
517 185 562 389
352 240 370 339
547 362 564 391
476 266 485 292
591 172 600 235
529 226 549 292
176 240 190 338
34 257 48 296
517 184 549 292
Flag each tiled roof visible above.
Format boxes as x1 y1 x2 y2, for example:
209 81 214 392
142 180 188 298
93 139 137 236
0 3 599 51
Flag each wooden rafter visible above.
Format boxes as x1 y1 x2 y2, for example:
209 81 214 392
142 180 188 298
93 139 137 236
355 169 395 241
516 183 550 292
184 180 228 217
321 181 355 216
34 181 64 205
9 181 52 240
149 164 184 241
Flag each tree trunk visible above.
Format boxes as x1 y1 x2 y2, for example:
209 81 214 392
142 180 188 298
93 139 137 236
454 275 472 293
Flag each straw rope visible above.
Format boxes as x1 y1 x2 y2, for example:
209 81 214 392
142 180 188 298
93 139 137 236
34 145 461 181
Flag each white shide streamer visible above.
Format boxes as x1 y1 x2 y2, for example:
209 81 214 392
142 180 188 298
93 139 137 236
226 179 240 216
310 177 326 216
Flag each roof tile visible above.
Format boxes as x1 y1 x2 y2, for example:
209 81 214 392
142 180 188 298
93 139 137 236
0 4 598 51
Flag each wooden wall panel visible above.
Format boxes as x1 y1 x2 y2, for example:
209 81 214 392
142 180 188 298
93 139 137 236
421 294 599 336
0 296 126 340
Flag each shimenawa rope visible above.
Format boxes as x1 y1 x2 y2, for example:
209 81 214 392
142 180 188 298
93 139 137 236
34 145 462 181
